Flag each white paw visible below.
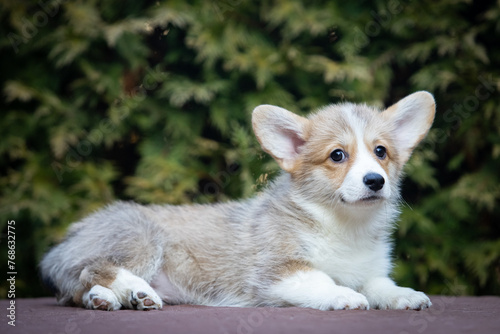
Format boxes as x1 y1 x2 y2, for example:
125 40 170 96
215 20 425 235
111 269 163 310
84 285 122 311
375 287 432 310
129 288 163 310
326 286 370 310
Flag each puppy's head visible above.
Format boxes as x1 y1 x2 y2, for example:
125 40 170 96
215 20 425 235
252 92 435 209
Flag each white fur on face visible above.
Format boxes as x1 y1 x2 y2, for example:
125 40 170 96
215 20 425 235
339 108 391 204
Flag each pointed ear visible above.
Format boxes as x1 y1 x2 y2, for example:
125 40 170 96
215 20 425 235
384 91 436 164
252 105 309 172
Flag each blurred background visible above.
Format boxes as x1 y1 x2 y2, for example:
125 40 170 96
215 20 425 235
1 0 499 298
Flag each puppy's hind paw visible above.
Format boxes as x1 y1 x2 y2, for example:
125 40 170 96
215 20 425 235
130 290 163 311
85 285 121 311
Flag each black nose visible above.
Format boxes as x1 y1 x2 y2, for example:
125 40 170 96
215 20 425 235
363 173 385 191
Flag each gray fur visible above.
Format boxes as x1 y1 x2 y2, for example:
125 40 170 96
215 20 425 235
41 176 329 306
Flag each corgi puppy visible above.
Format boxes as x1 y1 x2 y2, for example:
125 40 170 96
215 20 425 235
40 91 435 311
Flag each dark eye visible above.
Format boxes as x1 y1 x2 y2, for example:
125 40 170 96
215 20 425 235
374 146 387 159
330 149 347 162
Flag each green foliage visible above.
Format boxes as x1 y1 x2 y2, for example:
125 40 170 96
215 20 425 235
1 0 499 298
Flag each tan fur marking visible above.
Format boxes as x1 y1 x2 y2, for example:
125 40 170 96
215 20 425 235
276 260 313 279
72 289 85 306
292 110 359 189
365 138 393 179
79 265 118 290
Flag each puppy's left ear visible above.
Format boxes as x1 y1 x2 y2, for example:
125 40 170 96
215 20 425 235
384 91 436 164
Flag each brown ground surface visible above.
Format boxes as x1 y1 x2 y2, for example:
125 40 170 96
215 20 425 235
1 296 499 334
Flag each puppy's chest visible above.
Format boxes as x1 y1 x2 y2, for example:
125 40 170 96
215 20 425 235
300 230 384 289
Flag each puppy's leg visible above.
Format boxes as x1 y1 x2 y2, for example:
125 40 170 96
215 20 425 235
268 269 369 310
80 263 162 311
360 277 431 310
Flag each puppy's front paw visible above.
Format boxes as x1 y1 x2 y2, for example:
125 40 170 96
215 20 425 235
394 289 431 310
327 286 370 310
375 287 431 310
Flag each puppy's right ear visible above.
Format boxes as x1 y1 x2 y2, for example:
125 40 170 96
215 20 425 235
252 105 309 172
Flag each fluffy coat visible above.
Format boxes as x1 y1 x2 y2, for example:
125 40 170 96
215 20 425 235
40 91 436 311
